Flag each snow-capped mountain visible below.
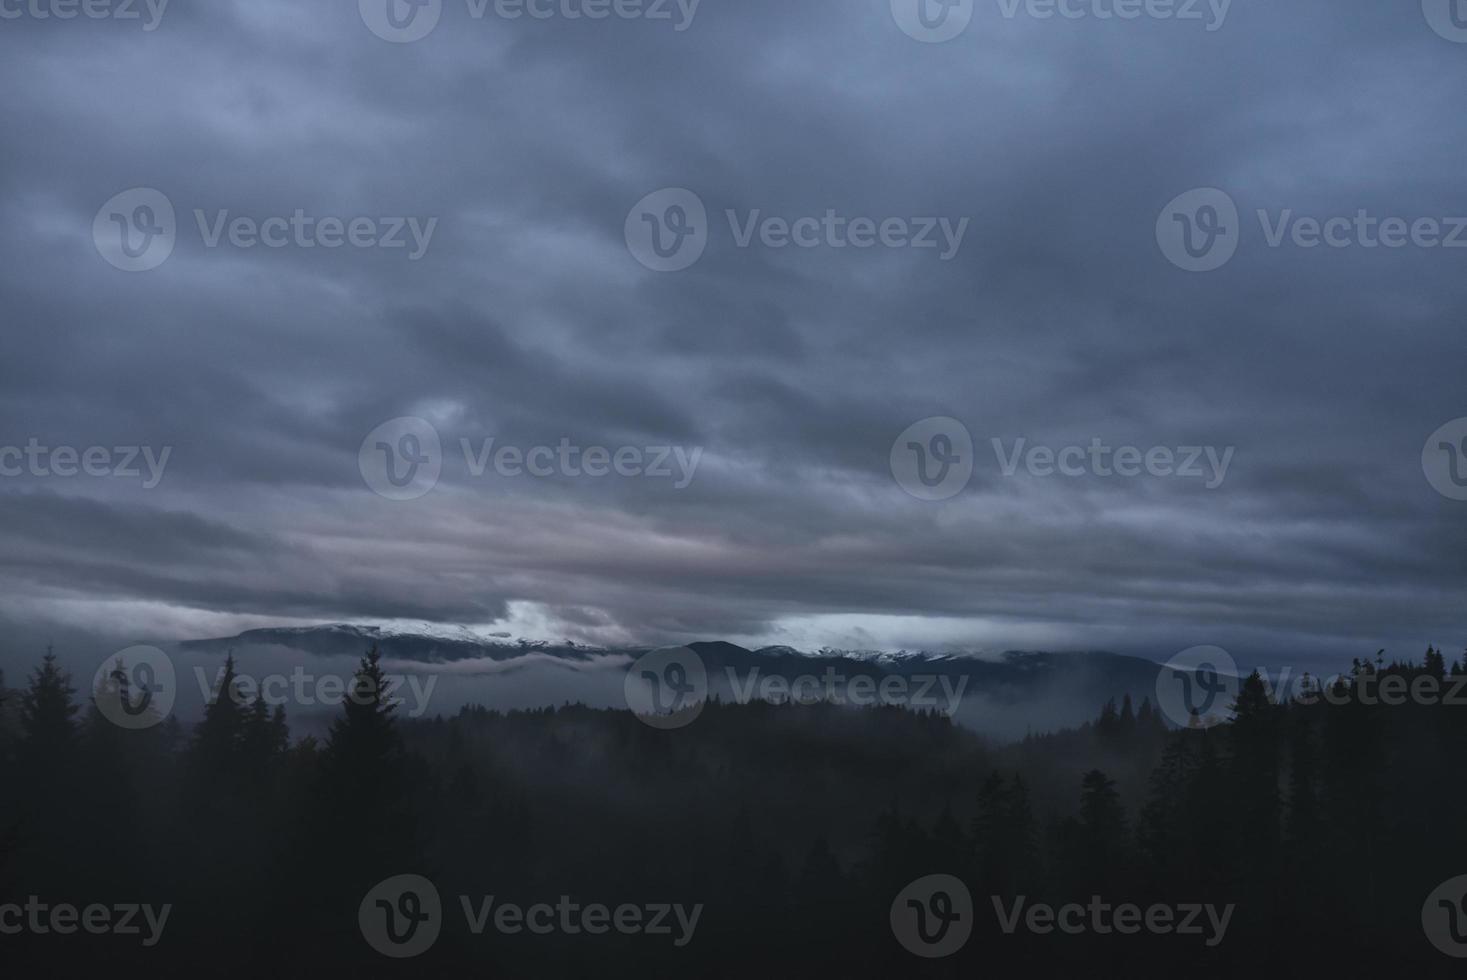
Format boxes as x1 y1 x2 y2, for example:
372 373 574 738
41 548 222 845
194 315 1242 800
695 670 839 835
175 624 1173 729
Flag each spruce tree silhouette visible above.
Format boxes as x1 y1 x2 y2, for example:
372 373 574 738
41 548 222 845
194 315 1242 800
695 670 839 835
1005 775 1040 890
1069 769 1129 893
1138 731 1198 879
791 835 864 972
1285 716 1320 848
317 646 421 914
972 772 1007 887
932 799 965 876
1135 695 1166 734
1424 645 1447 678
322 646 402 803
191 653 244 779
1230 671 1281 877
972 773 1038 896
14 650 83 896
240 694 289 784
1118 693 1136 736
19 648 78 768
90 654 163 730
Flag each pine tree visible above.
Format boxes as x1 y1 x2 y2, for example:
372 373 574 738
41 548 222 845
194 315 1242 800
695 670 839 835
864 804 908 900
1136 696 1167 733
19 649 78 766
1230 671 1281 880
295 648 422 917
322 646 402 795
1079 769 1127 845
193 654 245 771
1057 769 1131 894
1232 669 1274 719
797 836 845 896
1138 734 1197 872
1285 716 1319 847
80 664 149 892
1424 646 1447 679
240 695 289 780
90 655 162 731
932 800 965 873
1005 775 1040 889
795 836 851 950
269 704 289 754
14 650 83 891
972 773 1008 888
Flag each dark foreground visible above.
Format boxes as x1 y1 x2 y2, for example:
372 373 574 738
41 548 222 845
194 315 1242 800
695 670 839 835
2 647 1467 977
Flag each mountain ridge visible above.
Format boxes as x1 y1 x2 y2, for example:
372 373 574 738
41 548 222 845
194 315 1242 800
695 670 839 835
174 624 1175 730
177 622 1164 672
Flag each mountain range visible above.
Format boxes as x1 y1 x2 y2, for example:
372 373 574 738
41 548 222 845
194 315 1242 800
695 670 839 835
176 624 1178 737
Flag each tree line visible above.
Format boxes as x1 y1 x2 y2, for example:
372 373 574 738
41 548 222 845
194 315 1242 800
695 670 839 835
1 645 1465 976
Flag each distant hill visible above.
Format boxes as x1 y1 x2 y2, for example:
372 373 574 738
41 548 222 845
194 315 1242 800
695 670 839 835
175 624 1175 738
179 622 605 664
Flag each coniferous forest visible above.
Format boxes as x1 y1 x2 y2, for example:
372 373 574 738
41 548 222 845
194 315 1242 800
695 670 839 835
2 645 1467 977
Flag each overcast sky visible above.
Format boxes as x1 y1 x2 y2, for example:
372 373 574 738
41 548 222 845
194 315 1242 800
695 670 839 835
1 0 1464 672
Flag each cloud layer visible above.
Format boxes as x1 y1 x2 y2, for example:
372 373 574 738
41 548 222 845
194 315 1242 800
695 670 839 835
1 0 1464 670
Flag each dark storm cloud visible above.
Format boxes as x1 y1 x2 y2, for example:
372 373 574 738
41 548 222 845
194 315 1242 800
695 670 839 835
0 0 1464 672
